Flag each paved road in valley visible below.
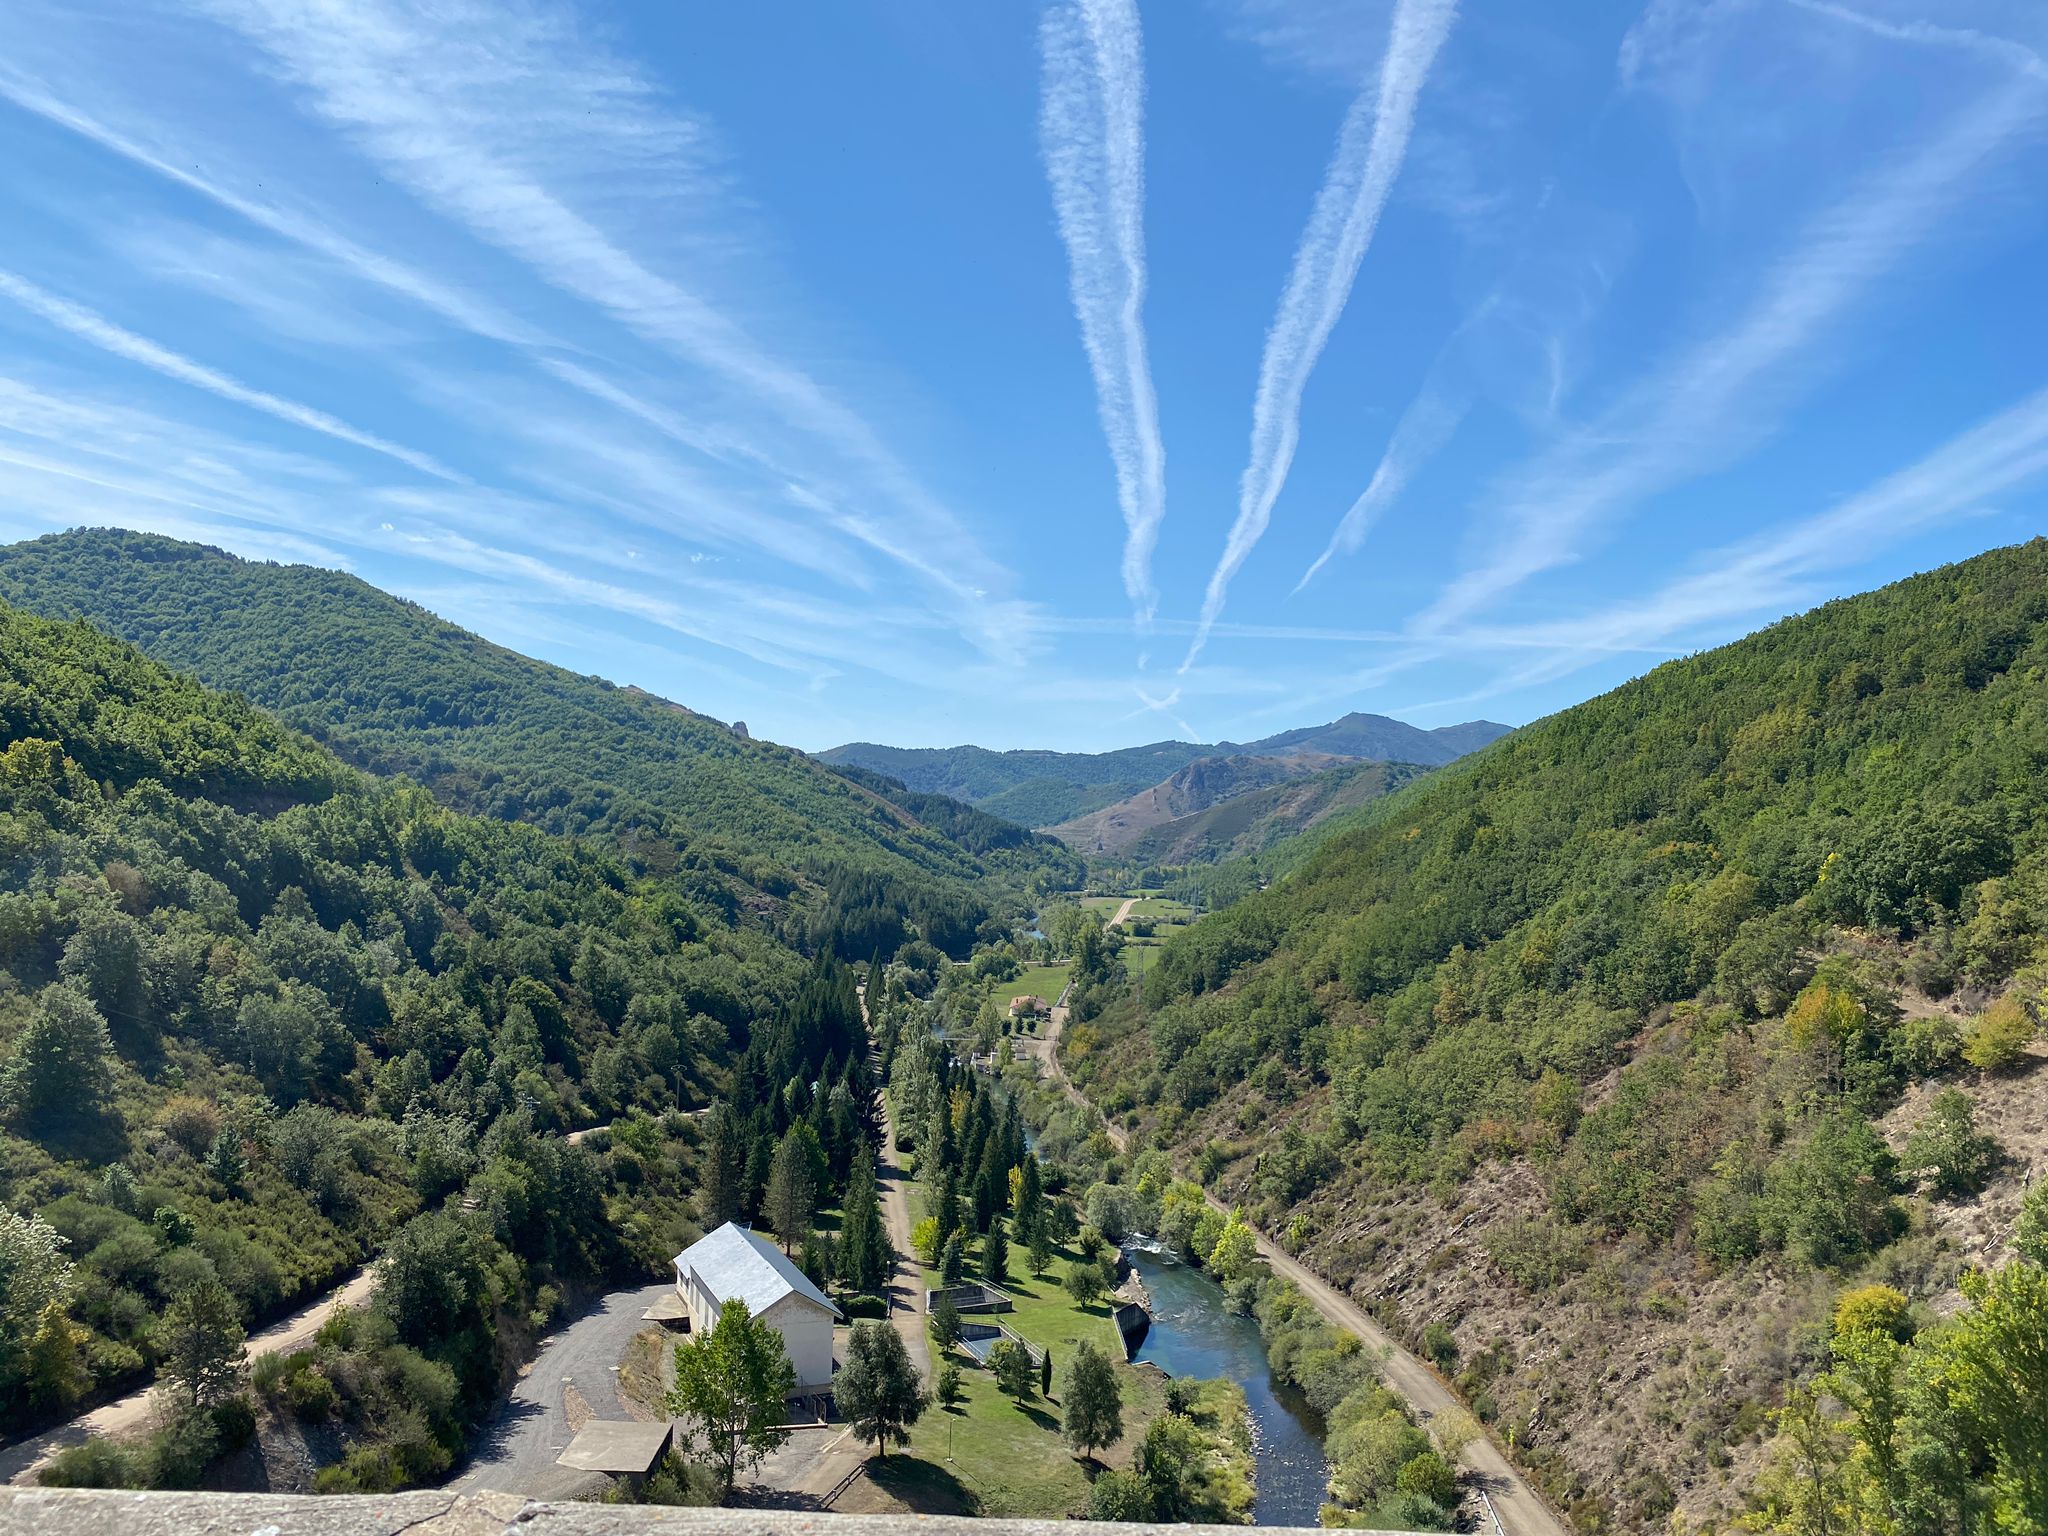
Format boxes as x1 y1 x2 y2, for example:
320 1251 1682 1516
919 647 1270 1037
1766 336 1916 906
448 1280 676 1499
0 1262 382 1486
1033 1007 1568 1536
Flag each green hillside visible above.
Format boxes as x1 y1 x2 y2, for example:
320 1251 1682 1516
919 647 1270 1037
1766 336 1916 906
1061 541 2048 1533
0 595 810 1484
0 530 1076 958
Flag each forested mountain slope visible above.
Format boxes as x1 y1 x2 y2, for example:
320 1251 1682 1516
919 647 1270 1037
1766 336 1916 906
1063 540 2048 1534
0 530 1075 958
0 596 799 1483
824 713 1507 828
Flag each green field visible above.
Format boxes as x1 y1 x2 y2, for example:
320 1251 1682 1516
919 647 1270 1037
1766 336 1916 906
992 963 1072 1008
890 1186 1176 1517
1127 897 1192 920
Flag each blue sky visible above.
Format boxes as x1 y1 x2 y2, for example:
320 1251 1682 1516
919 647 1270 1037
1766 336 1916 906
1 0 2045 753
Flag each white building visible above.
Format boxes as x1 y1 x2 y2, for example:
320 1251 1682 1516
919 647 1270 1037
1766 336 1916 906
671 1222 841 1391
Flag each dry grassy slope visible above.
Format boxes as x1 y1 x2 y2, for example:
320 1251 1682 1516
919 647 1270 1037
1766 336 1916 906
1166 1022 2045 1534
1047 752 1352 855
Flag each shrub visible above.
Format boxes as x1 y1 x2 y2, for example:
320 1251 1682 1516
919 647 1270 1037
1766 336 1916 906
1903 1089 1998 1197
1420 1321 1459 1370
1395 1449 1459 1508
935 1361 962 1407
1089 1467 1153 1520
1833 1284 1912 1342
38 1437 145 1488
287 1367 341 1420
1962 996 2035 1072
842 1293 887 1319
210 1395 257 1451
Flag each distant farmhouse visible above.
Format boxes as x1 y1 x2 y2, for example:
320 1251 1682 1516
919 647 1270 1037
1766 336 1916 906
1007 994 1047 1020
672 1222 841 1402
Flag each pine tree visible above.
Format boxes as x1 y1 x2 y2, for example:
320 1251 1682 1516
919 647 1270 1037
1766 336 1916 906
837 1147 890 1296
982 1215 1009 1287
766 1127 817 1254
1029 1224 1055 1280
702 1105 743 1228
939 1233 964 1287
1041 1343 1053 1399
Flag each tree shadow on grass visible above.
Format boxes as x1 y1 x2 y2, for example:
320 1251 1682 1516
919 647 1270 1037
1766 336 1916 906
1012 1401 1060 1435
865 1453 979 1515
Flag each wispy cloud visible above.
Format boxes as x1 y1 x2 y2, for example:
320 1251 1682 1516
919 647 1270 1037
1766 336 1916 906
198 0 1026 658
1415 76 2045 634
1460 379 2048 692
1040 0 1167 626
1183 0 1458 670
0 267 461 480
1783 0 2048 81
1294 373 1468 594
0 69 544 349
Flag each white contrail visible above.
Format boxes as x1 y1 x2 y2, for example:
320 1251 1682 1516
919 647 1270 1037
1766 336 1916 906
1041 0 1167 626
1294 381 1467 594
0 268 462 482
1183 0 1457 671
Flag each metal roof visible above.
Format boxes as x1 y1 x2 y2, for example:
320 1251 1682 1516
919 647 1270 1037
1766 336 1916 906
672 1222 842 1319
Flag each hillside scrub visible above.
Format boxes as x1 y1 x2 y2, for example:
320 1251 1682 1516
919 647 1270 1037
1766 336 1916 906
1061 541 2048 1532
0 599 782 1479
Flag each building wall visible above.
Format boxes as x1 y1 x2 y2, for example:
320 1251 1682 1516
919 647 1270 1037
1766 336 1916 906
759 1294 835 1389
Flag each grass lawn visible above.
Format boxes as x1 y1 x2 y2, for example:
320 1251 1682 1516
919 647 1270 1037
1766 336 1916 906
886 1183 1175 1517
1128 897 1193 920
992 963 1072 1008
1079 895 1124 911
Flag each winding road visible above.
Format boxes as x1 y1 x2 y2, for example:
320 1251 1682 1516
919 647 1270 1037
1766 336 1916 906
1034 1005 1567 1536
0 1261 382 1486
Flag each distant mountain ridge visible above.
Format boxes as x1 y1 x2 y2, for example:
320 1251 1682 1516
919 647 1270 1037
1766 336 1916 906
822 712 1510 828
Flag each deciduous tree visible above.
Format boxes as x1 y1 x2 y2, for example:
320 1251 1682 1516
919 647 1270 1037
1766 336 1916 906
664 1298 796 1499
836 1319 925 1459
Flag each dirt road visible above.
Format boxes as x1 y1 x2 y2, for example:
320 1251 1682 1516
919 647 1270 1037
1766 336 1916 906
0 1261 382 1486
1034 1008 1567 1536
858 984 931 1385
1107 896 1139 928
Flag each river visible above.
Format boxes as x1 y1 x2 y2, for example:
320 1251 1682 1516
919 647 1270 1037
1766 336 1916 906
1124 1244 1330 1527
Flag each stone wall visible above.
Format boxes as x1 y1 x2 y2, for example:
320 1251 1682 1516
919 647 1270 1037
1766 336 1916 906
0 1488 1423 1536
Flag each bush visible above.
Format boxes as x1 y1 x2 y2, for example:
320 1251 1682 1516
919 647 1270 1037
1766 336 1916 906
842 1293 887 1319
144 1408 221 1489
287 1366 341 1420
1089 1466 1153 1520
1420 1321 1458 1371
1962 995 2035 1072
936 1362 962 1407
1903 1089 1998 1197
38 1437 145 1488
210 1395 257 1451
1395 1449 1458 1508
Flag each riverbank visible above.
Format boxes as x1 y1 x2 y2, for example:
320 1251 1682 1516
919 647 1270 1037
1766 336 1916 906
1124 1245 1327 1528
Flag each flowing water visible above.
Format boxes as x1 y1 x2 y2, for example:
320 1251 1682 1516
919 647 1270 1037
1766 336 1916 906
1124 1244 1330 1527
